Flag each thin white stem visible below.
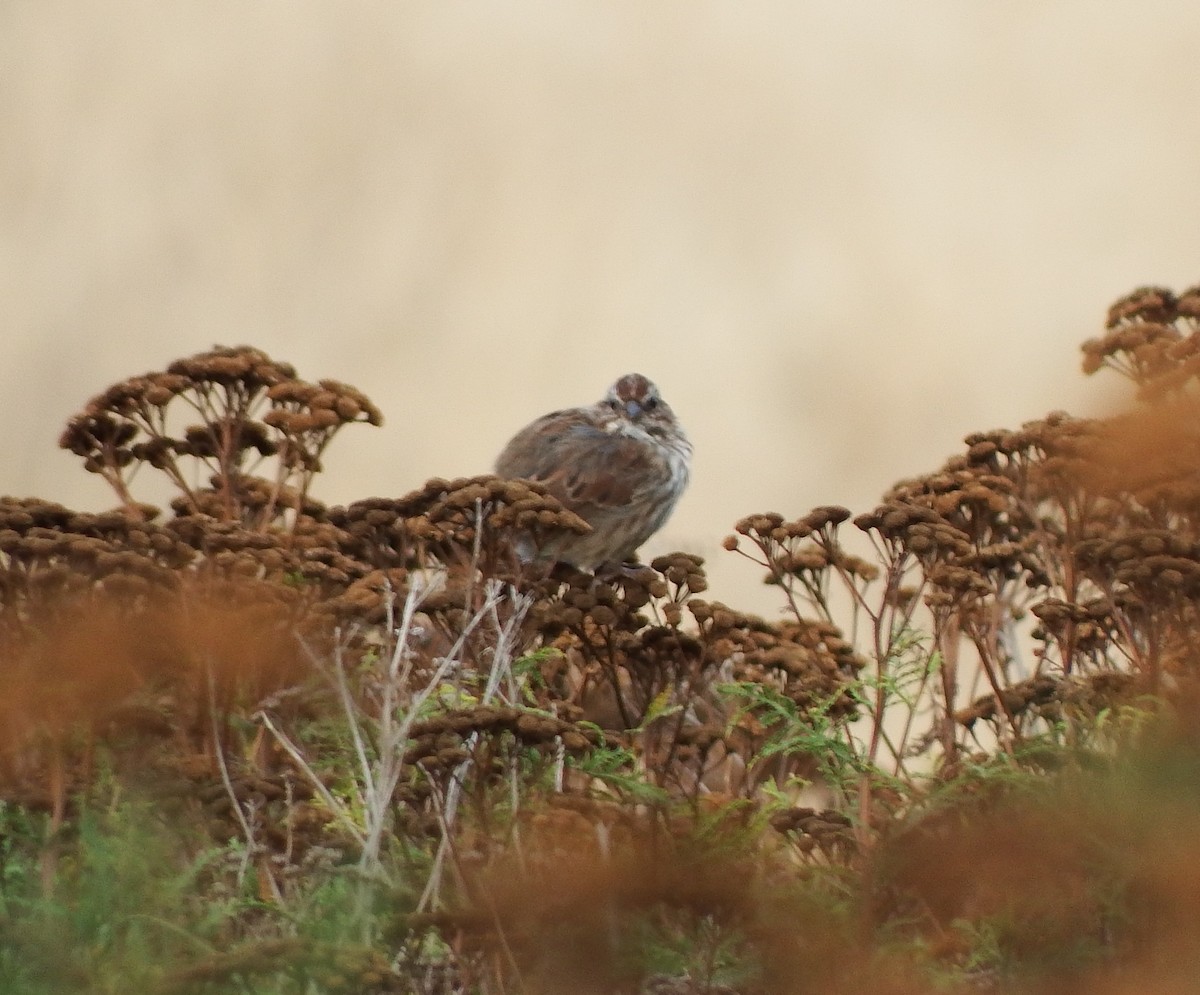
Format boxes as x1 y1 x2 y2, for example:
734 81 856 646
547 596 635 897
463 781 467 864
207 666 257 888
319 626 374 809
253 710 367 847
415 753 472 914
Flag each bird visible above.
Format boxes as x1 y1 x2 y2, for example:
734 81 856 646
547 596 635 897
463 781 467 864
495 373 692 569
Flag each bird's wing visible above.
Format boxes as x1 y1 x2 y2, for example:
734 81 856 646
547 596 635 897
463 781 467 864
495 410 659 518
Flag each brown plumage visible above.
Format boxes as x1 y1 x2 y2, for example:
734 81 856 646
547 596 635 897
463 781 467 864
495 373 691 568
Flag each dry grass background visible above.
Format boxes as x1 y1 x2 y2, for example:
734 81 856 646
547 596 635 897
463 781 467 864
5 2 1200 609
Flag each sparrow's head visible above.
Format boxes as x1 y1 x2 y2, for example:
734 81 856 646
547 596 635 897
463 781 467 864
603 373 665 421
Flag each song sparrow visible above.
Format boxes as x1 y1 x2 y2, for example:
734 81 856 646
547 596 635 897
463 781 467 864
495 373 692 569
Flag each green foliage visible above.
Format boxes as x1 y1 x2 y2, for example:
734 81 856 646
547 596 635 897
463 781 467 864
0 800 223 993
630 912 757 991
718 679 863 792
569 740 672 804
0 795 418 995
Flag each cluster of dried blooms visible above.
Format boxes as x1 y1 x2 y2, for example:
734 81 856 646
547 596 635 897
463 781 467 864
9 292 1200 993
1081 283 1200 393
328 474 591 582
59 345 382 528
7 317 1194 802
709 287 1200 824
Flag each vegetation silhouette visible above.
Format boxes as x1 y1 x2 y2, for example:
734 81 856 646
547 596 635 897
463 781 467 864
5 289 1200 992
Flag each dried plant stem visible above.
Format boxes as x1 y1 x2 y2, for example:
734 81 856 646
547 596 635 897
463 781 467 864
208 665 258 888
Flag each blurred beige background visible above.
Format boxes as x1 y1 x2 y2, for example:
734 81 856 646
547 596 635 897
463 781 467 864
3 2 1198 609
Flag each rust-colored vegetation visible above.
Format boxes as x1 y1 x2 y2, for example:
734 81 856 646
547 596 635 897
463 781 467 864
6 294 1200 993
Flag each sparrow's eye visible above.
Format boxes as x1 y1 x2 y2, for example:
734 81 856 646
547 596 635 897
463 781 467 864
643 396 659 411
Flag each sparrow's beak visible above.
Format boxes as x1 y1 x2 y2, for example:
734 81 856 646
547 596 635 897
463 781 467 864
624 400 643 419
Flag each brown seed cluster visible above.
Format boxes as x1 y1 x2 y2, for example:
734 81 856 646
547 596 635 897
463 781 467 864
1076 528 1200 600
691 600 862 714
1081 284 1200 394
723 508 870 706
955 671 1137 730
407 707 599 760
1030 597 1119 659
769 806 855 857
0 497 187 610
404 707 600 789
402 474 590 559
332 476 591 575
59 345 382 526
857 463 1043 616
193 769 336 858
